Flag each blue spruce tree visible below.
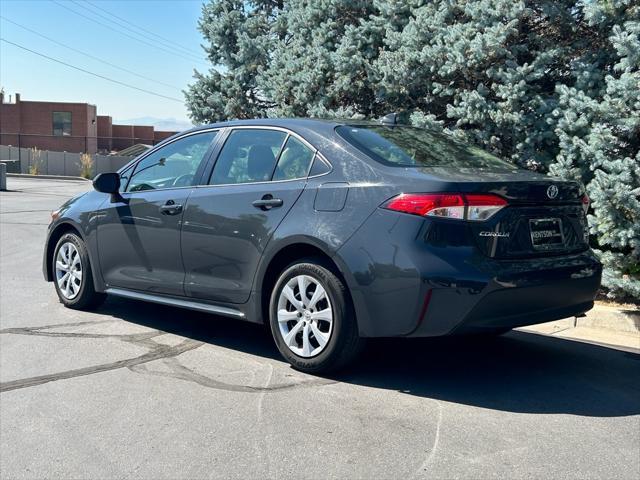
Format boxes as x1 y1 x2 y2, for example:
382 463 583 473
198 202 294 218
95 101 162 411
186 0 640 299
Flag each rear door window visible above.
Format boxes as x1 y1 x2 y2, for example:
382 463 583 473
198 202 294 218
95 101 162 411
209 129 287 185
272 136 315 181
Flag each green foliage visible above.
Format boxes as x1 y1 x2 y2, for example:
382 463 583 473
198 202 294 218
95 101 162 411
186 0 640 298
184 0 278 120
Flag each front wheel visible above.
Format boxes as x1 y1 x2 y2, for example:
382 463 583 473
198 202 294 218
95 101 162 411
52 232 106 310
269 259 363 374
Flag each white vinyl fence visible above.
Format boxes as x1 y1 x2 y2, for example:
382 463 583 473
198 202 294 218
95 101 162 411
0 145 135 178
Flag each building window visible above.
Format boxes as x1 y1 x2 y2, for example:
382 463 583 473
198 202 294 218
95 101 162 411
52 111 72 136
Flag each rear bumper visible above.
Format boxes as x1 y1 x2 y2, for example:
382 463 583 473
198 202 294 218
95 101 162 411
336 209 602 337
411 263 600 336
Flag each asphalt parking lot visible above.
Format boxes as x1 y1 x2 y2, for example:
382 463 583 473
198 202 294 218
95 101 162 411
1 177 639 479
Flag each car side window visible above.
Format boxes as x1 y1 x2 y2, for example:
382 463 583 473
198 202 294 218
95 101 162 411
272 136 315 181
209 129 287 185
308 154 332 176
126 131 217 192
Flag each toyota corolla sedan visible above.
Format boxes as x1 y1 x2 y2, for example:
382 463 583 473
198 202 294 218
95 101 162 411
43 118 602 372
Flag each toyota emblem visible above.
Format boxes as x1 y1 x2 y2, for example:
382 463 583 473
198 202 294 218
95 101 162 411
547 185 559 199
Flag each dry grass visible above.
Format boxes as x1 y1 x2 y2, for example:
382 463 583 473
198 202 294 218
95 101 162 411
79 153 94 179
28 147 43 175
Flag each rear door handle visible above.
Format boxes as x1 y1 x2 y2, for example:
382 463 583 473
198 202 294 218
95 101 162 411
252 194 283 210
160 201 183 215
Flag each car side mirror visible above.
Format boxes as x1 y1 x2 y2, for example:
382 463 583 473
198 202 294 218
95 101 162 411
93 172 123 202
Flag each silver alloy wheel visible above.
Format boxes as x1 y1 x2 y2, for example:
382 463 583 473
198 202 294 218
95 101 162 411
277 274 333 358
55 241 82 300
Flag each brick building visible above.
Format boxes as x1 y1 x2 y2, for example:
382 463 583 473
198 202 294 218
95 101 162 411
111 123 135 151
0 93 178 154
96 115 113 151
0 93 98 153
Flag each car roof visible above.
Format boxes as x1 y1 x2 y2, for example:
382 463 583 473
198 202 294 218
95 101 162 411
209 118 342 128
182 117 385 136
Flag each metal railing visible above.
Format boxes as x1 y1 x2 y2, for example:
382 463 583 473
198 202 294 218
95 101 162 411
0 144 136 178
0 132 173 156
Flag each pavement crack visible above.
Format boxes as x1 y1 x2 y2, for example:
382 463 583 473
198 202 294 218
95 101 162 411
0 320 115 335
255 364 274 477
0 320 163 342
414 399 443 477
129 356 335 393
0 221 50 225
1 320 334 395
0 209 55 215
0 339 203 393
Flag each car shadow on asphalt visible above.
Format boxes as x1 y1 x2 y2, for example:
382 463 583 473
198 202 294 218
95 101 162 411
99 296 640 418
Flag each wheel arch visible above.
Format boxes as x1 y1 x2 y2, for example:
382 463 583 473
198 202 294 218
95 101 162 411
44 221 93 283
256 239 356 328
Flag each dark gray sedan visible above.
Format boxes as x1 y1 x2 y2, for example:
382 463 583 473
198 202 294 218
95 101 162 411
44 118 602 372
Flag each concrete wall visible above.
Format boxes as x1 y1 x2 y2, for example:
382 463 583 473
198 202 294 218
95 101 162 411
0 145 133 178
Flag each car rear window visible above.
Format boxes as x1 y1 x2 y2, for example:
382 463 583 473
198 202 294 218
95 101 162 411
336 125 515 169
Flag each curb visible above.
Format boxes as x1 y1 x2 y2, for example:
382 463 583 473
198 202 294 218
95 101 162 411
6 173 90 182
579 303 639 333
519 304 639 339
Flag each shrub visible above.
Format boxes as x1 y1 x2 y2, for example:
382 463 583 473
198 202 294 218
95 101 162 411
28 147 43 175
79 153 94 179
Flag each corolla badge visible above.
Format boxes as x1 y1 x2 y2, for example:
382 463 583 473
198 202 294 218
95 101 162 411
547 185 559 199
479 231 510 238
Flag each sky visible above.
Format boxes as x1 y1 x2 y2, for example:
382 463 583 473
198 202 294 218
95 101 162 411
0 0 208 125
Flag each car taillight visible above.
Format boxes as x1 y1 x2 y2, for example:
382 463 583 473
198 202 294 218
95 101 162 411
382 193 465 219
382 193 508 221
465 194 509 221
581 193 590 214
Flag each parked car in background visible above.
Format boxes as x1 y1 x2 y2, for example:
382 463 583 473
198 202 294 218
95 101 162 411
43 118 602 373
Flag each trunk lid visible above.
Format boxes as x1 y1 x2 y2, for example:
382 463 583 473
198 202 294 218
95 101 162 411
468 203 588 259
412 167 589 258
415 166 583 204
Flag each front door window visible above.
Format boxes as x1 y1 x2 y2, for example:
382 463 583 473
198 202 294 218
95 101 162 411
127 131 217 191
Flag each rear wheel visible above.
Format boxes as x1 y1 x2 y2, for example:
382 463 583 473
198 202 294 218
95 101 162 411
52 233 106 310
269 259 363 373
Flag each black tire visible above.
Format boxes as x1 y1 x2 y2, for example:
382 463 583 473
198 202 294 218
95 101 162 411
52 232 106 310
269 258 364 374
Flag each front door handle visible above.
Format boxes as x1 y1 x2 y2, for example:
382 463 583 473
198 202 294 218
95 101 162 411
252 194 283 210
160 200 183 215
